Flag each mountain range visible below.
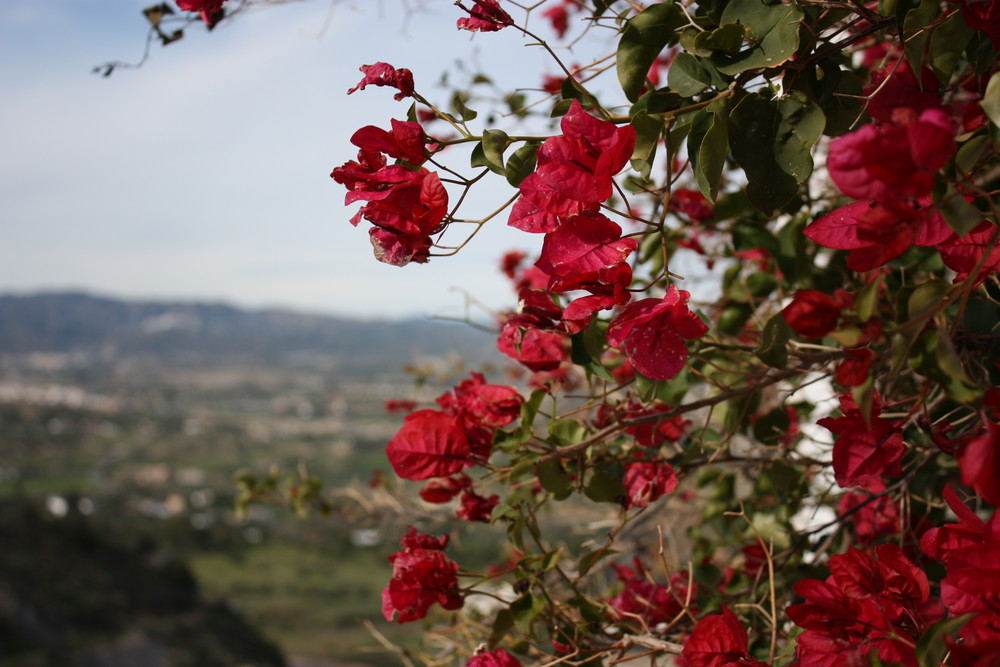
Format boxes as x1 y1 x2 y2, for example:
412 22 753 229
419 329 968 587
0 292 498 374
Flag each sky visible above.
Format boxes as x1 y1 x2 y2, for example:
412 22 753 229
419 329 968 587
0 0 596 320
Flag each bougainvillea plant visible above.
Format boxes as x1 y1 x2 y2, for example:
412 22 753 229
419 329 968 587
140 0 1000 664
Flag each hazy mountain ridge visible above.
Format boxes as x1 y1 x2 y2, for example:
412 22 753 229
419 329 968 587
0 292 497 373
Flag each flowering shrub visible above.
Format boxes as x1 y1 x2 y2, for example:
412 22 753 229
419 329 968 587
151 0 1000 664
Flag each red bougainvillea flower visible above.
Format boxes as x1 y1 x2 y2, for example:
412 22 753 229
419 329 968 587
382 527 463 623
607 285 708 381
958 417 1000 506
332 151 449 267
939 221 1000 285
609 558 695 627
509 100 636 232
176 0 224 25
618 399 690 448
863 61 943 124
683 606 768 667
385 399 418 415
386 409 472 481
671 188 714 223
827 108 954 204
818 392 906 490
781 289 851 338
955 0 1000 49
838 479 901 544
804 197 953 272
466 647 521 667
419 473 471 504
535 211 637 279
922 486 1000 622
553 262 633 334
455 0 514 32
347 62 415 101
349 119 427 166
622 459 678 509
542 3 570 38
456 489 499 522
787 544 933 667
437 372 524 431
835 347 874 387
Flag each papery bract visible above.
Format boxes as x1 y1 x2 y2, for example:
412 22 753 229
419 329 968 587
607 286 708 381
609 559 695 627
683 606 767 667
456 489 499 522
347 62 415 100
382 527 463 623
386 409 472 481
535 211 637 278
781 290 844 338
622 459 678 509
455 0 514 32
466 647 521 667
818 393 906 489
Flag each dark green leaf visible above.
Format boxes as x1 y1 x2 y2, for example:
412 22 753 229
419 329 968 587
928 11 974 82
584 467 626 503
520 388 547 429
578 548 618 577
488 609 515 648
755 313 791 368
934 182 984 237
917 614 973 667
716 0 804 75
902 0 939 76
694 22 746 53
668 52 712 97
774 91 825 184
537 460 573 500
728 92 799 214
550 419 586 447
505 143 539 187
510 593 545 633
732 221 780 255
688 99 729 202
617 2 685 101
451 92 478 121
981 71 1000 129
629 111 665 180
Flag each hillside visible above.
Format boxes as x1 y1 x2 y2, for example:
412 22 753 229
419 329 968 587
0 292 497 374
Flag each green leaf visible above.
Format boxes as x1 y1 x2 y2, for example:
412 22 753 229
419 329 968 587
688 100 729 202
694 22 745 54
728 92 799 214
521 388 547 430
902 0 939 76
732 221 780 255
451 91 478 121
550 419 586 447
928 10 974 82
509 593 545 633
537 460 574 500
488 609 515 648
934 325 983 403
716 0 804 75
629 111 665 180
855 272 883 322
716 302 753 335
755 313 791 368
584 467 626 503
571 320 616 382
578 548 618 577
981 71 1000 129
955 133 990 176
668 52 712 97
505 143 539 187
917 614 973 667
934 182 984 237
482 129 510 174
774 91 825 184
617 2 685 101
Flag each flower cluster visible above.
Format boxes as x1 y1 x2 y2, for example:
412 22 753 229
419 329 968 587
382 528 463 623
